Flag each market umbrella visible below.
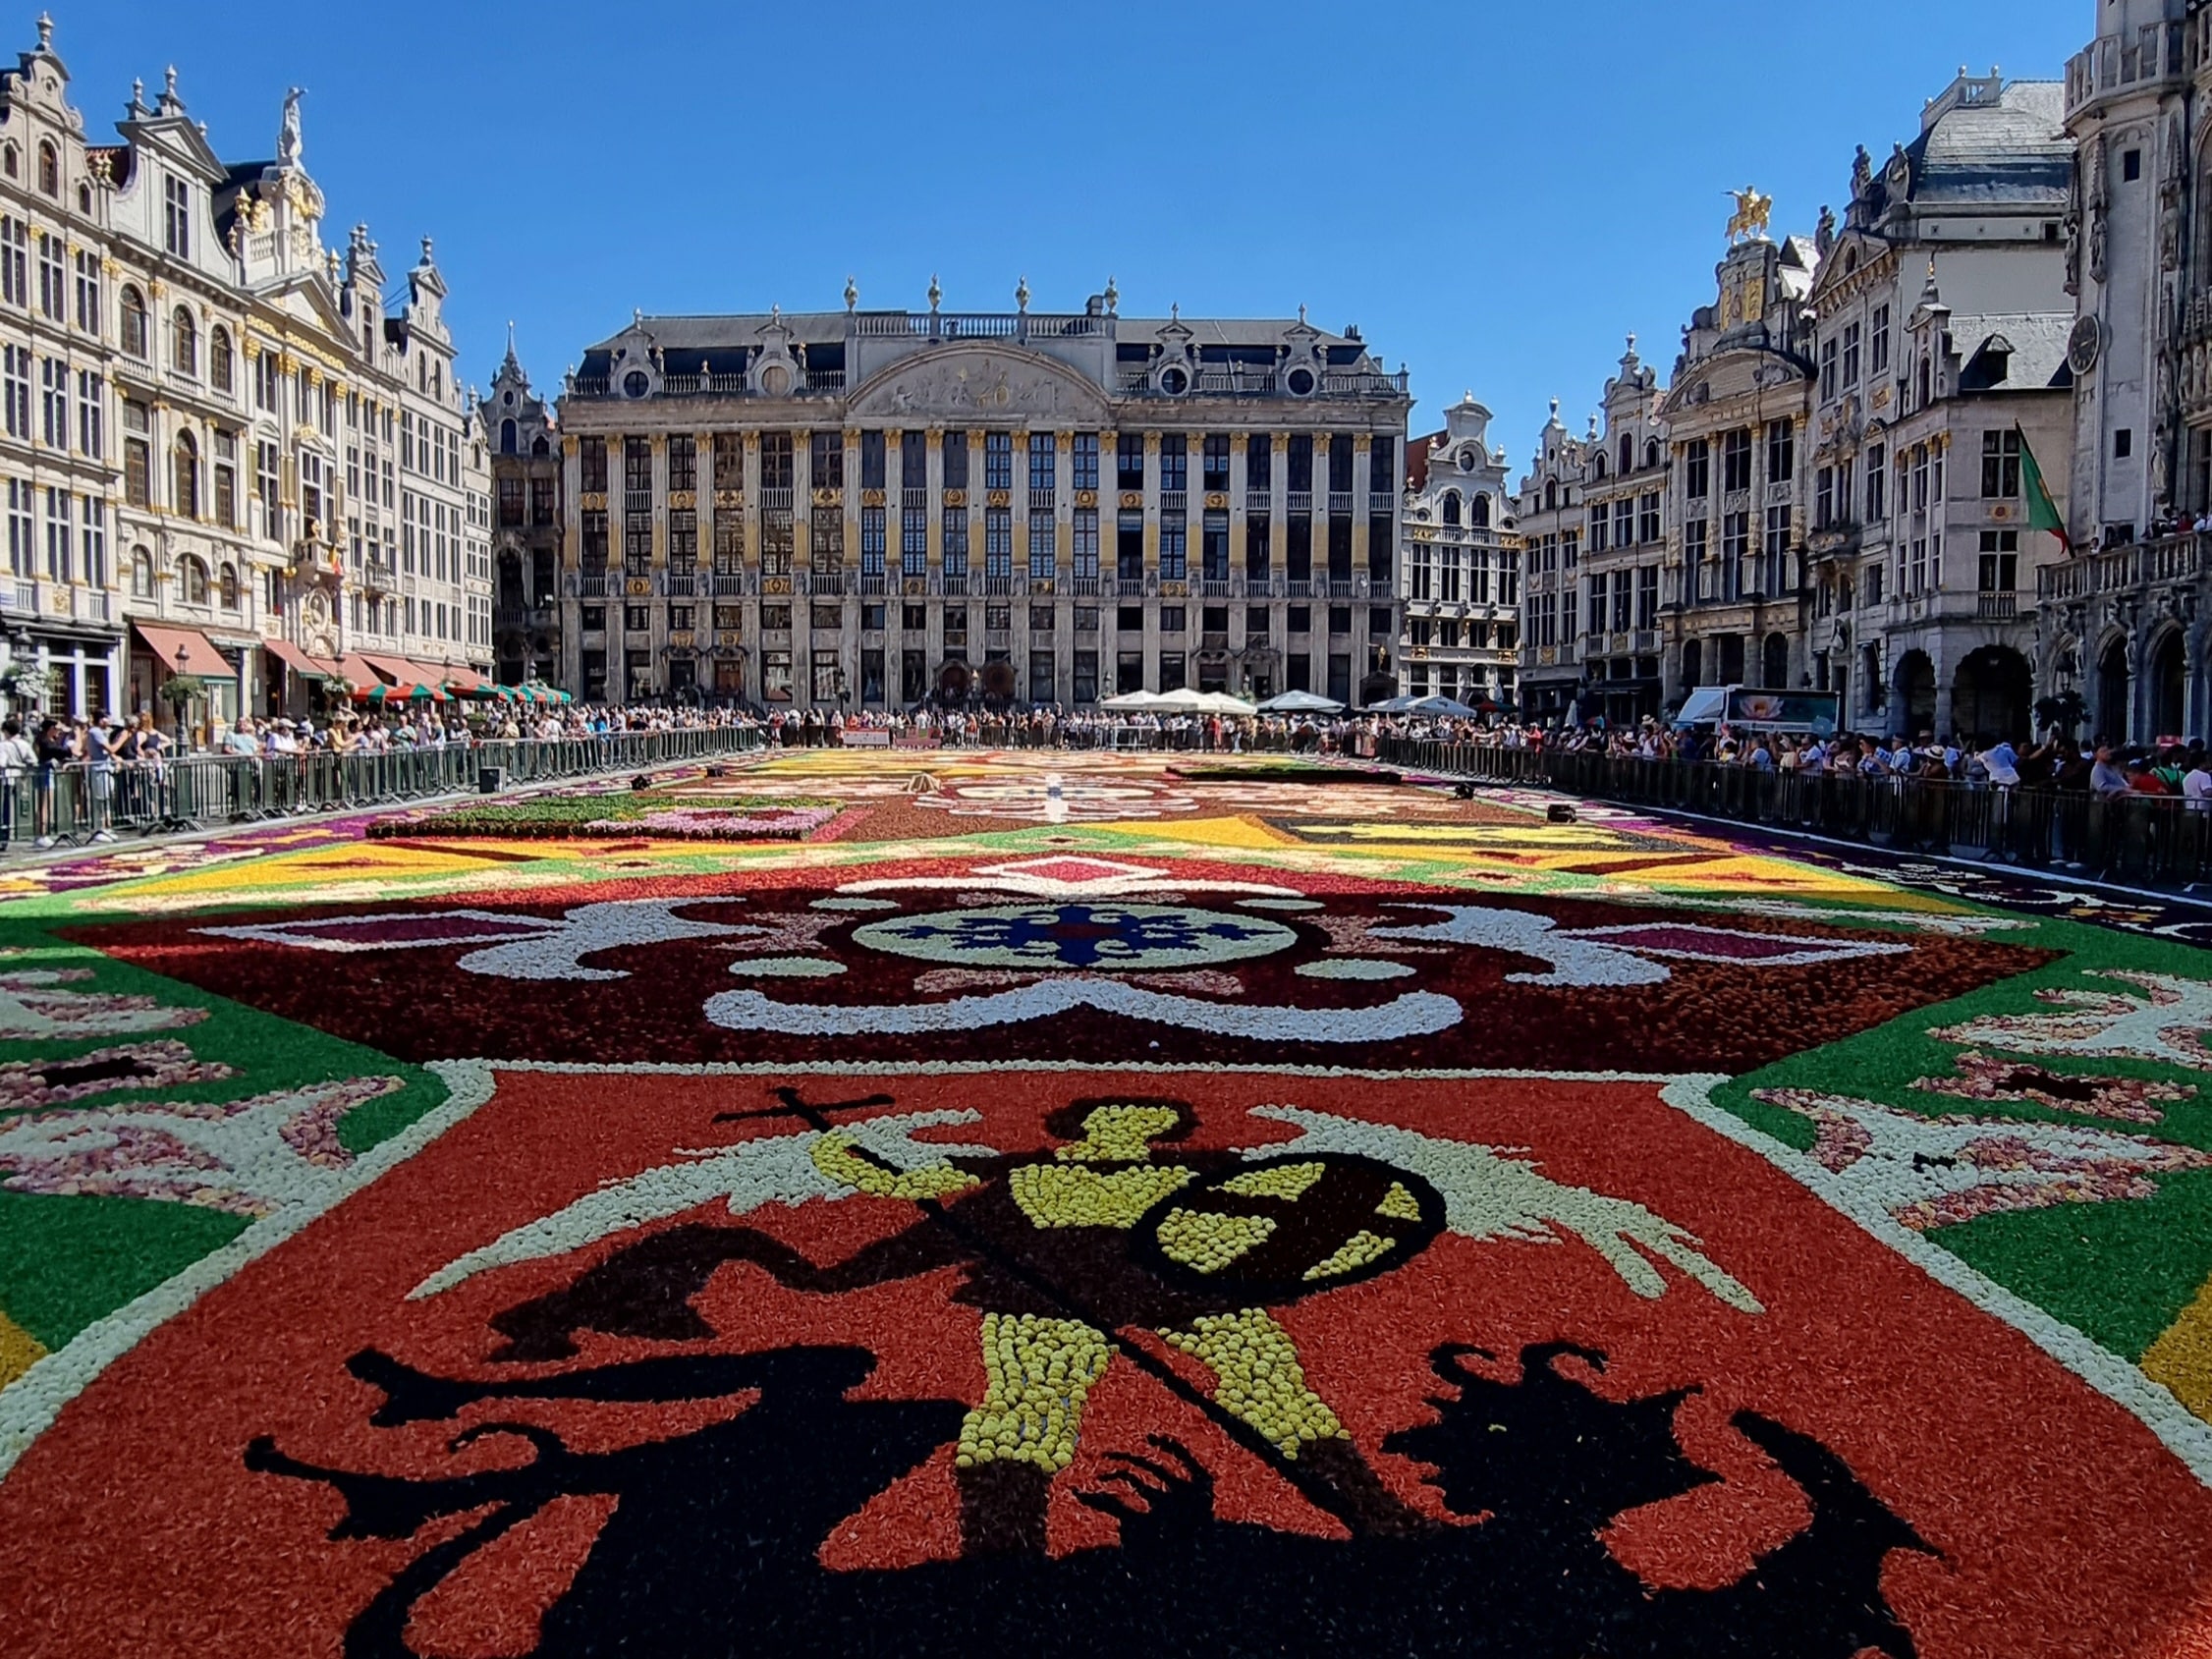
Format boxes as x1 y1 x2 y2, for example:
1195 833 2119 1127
1363 694 1422 715
1255 691 1345 715
1408 695 1483 719
1100 691 1166 710
1189 691 1258 717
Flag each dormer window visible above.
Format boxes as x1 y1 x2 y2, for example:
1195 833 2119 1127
34 140 55 197
1 142 17 179
163 176 191 259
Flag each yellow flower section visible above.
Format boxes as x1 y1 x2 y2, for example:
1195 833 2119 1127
0 1306 46 1392
809 1133 980 1201
1156 1208 1278 1274
1056 1104 1185 1162
1220 1162 1327 1201
957 1313 1112 1471
1376 1181 1425 1223
1304 1229 1398 1282
1010 1163 1193 1229
1162 1308 1347 1459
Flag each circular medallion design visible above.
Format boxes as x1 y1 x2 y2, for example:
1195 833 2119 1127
1134 1152 1447 1300
852 903 1298 972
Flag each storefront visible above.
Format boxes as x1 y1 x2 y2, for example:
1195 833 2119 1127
129 623 239 743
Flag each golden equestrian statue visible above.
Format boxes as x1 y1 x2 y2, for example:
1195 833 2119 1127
1727 186 1773 245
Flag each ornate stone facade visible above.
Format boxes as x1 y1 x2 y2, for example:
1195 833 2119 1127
0 22 487 730
546 291 1410 709
1398 396 1519 707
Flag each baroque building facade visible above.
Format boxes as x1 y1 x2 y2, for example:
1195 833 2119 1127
1657 224 1822 703
1398 394 1518 706
1805 71 2074 743
486 333 561 686
1509 343 1668 726
543 289 1410 710
2037 0 2210 742
0 20 488 729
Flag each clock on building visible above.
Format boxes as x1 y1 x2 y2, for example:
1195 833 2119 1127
2066 314 2102 377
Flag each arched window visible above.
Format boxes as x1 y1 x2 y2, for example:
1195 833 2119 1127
1593 454 1608 479
1471 493 1492 528
1 142 17 179
530 435 549 458
1441 491 1462 526
1917 354 1932 409
1544 480 1558 512
34 141 55 198
172 306 196 377
1645 440 1660 470
1620 435 1634 475
75 182 88 214
500 417 517 455
172 430 198 518
179 554 208 606
218 563 239 610
120 287 147 358
209 325 233 394
130 547 153 598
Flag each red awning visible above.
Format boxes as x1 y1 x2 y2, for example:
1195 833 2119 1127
262 638 343 679
358 653 421 688
335 654 383 688
132 624 233 679
435 662 486 691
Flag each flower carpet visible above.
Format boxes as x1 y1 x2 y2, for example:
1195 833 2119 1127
1 751 2211 1656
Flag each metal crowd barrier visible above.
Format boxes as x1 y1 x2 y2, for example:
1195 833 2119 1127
1378 737 2212 891
0 727 765 851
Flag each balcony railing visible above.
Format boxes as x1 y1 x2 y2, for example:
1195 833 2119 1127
1285 491 1313 513
1975 590 2019 622
1328 491 1354 514
1160 490 1188 513
2037 530 2208 602
1028 488 1057 511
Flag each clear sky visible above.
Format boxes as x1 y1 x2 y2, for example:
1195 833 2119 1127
42 0 2085 475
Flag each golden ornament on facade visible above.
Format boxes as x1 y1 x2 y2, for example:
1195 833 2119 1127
762 577 792 595
943 489 967 509
860 488 886 507
810 487 839 507
1204 492 1228 511
626 578 652 597
1074 489 1097 509
1119 491 1142 511
713 488 744 507
987 489 1011 509
580 492 607 512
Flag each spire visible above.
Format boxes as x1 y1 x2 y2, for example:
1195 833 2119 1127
502 319 521 375
1917 254 1947 315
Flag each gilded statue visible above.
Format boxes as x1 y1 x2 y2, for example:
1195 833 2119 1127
1727 186 1773 245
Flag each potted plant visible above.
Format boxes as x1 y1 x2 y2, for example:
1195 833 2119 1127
2032 689 2087 742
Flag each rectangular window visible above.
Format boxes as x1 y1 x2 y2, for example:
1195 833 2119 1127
1865 444 1887 522
623 436 652 494
1586 575 1606 637
1635 565 1658 629
1685 439 1710 499
1160 434 1188 493
255 437 281 538
1117 433 1144 490
1028 431 1056 494
1820 340 1838 402
1638 491 1661 544
1071 432 1099 494
1722 428 1753 493
1202 432 1230 492
1027 511 1056 580
903 506 928 578
39 356 65 447
1 345 27 439
668 506 697 566
668 434 696 493
80 495 104 588
1684 519 1708 597
858 429 885 489
711 514 744 575
1028 648 1055 703
1073 648 1098 703
1586 505 1608 555
900 428 926 491
1612 497 1633 551
940 431 968 490
809 430 843 490
1245 433 1273 489
0 217 24 308
760 509 794 576
1841 320 1861 388
1072 507 1099 579
1815 466 1834 529
43 486 69 582
942 510 968 578
1763 505 1792 593
760 432 794 490
806 504 843 571
1201 510 1229 581
984 507 1012 578
36 233 62 321
579 436 608 493
4 478 28 577
984 430 1013 491
1612 568 1633 631
1980 429 2021 498
1721 511 1749 599
1870 304 1891 375
1160 514 1188 581
1765 418 1794 486
163 176 191 257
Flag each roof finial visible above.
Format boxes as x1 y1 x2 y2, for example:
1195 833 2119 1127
34 13 51 51
1015 274 1029 313
1103 274 1118 314
843 274 857 312
927 273 941 312
1298 302 1307 325
1170 301 1180 323
418 235 433 263
163 64 177 99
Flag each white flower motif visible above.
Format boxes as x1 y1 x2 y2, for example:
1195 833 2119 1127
1933 970 2212 1068
411 1109 999 1300
1246 1105 1763 1312
0 968 207 1041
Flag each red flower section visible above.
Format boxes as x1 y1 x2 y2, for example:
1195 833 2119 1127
0 1067 2204 1657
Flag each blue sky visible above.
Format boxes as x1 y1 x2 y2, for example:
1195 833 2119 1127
43 0 2084 473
